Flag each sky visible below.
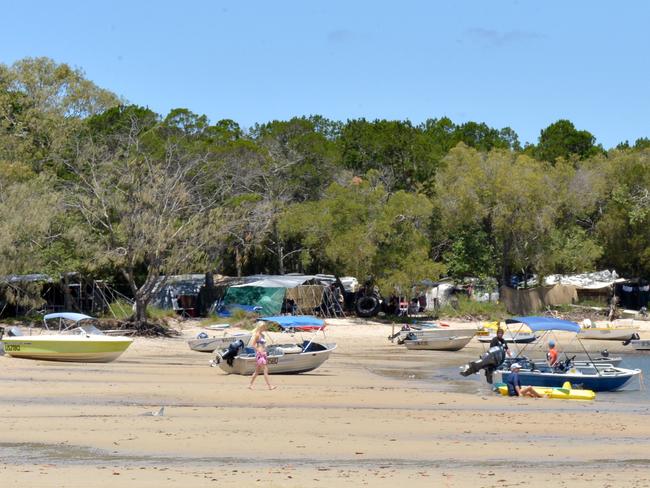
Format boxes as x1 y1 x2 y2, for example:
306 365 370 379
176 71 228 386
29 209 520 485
1 0 649 148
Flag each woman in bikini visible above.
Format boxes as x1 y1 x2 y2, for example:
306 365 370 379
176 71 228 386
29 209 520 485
249 322 276 390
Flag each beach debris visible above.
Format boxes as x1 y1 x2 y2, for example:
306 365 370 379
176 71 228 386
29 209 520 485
141 407 165 417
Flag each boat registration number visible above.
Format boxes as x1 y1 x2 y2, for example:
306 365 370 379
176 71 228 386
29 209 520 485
268 357 279 365
5 344 21 352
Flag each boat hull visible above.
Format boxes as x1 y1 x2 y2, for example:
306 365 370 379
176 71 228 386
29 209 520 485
477 333 537 344
630 339 650 351
187 333 252 353
499 368 639 392
1 335 133 363
218 343 336 375
404 335 474 351
578 328 638 341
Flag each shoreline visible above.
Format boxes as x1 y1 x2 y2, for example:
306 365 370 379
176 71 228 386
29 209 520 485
1 320 650 486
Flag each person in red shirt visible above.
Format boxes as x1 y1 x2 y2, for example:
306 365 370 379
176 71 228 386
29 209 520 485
547 340 559 366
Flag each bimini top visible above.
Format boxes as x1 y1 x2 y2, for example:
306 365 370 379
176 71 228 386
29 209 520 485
260 315 325 330
506 316 580 333
43 312 95 323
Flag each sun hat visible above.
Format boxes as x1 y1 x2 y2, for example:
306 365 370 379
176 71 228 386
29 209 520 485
549 340 556 347
510 363 522 370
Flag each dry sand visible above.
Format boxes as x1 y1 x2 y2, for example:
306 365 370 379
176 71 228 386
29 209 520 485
1 318 650 487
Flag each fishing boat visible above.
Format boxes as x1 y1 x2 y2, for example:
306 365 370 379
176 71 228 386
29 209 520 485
497 317 641 392
187 332 252 353
212 315 336 374
214 340 337 374
0 313 133 363
402 327 477 351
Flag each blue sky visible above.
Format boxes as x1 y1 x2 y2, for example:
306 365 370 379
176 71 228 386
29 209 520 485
1 0 648 147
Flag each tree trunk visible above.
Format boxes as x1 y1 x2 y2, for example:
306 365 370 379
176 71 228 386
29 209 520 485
62 273 74 312
235 247 242 277
274 222 284 275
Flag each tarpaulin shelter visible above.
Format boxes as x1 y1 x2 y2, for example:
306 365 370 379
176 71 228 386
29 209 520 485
222 274 347 316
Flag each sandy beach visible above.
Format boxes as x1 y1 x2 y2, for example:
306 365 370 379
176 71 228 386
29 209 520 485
2 318 650 487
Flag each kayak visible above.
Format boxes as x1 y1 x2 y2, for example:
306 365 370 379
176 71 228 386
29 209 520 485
495 381 596 401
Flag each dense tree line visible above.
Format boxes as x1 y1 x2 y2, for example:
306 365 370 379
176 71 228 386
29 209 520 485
1 58 649 321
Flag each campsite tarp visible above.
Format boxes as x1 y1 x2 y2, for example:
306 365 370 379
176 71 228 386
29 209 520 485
500 284 578 315
223 286 286 316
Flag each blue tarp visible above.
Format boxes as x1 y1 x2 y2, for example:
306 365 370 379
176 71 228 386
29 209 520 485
260 316 324 329
506 316 581 333
43 312 94 322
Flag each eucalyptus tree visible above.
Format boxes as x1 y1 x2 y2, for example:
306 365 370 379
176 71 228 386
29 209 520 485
64 107 225 325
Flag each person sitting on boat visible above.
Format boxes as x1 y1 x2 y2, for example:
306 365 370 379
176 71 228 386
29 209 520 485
507 363 542 398
489 328 512 357
546 340 559 367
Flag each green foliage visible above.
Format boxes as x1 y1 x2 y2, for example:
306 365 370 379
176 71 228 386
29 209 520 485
146 306 177 320
102 300 134 320
438 296 507 321
533 119 602 163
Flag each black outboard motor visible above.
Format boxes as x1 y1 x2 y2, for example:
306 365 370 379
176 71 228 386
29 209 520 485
459 345 506 384
219 339 245 367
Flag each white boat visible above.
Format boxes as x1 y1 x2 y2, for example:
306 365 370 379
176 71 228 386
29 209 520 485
395 325 474 344
629 339 650 350
476 332 537 344
404 334 474 351
187 332 252 353
215 341 336 375
0 313 133 363
578 327 639 341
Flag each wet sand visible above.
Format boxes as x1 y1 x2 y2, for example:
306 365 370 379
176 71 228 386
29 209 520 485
1 319 650 487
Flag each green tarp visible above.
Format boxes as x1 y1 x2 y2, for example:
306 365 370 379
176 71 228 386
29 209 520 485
222 286 286 315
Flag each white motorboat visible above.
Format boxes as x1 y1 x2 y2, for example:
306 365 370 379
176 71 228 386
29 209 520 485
187 332 252 353
0 313 133 363
394 325 475 344
404 334 474 351
629 339 650 350
578 326 639 341
214 341 336 375
476 332 537 344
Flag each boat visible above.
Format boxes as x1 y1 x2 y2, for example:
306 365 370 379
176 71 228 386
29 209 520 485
214 340 337 375
629 339 650 351
404 334 474 351
392 322 441 343
495 381 595 400
402 327 477 351
578 325 639 341
497 317 641 392
476 331 537 344
187 332 252 353
0 313 133 363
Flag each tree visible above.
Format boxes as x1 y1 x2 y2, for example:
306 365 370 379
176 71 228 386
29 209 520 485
64 116 224 325
534 119 601 163
280 173 444 295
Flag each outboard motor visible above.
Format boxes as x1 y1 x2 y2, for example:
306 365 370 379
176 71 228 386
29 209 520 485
459 346 506 384
219 339 245 367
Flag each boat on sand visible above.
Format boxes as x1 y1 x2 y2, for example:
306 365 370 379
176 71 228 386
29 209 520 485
0 313 133 363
